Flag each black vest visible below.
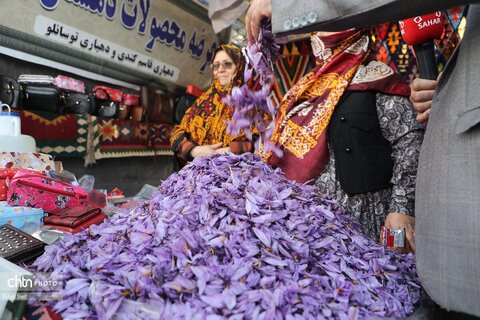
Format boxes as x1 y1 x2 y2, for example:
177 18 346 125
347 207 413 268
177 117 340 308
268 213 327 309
328 90 393 195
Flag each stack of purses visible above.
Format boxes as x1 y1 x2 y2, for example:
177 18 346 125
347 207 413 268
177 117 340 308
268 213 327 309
43 202 106 233
0 224 46 264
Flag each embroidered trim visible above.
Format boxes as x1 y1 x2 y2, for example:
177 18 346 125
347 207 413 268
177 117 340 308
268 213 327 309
351 60 394 84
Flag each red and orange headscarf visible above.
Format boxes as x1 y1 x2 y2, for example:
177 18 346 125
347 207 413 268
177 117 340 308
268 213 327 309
266 29 410 183
170 44 248 160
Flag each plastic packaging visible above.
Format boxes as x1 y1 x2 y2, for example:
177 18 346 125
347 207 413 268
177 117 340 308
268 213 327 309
0 104 36 153
78 174 95 192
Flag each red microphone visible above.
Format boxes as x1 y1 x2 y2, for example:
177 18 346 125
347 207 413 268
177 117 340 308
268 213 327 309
399 12 444 80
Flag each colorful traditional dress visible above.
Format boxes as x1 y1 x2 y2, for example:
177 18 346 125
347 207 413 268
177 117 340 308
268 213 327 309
170 44 248 162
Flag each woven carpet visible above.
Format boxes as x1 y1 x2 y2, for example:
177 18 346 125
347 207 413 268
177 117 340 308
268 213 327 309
19 110 173 160
20 110 92 158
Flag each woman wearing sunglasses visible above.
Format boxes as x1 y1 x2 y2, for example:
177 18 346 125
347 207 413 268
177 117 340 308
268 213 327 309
171 44 252 163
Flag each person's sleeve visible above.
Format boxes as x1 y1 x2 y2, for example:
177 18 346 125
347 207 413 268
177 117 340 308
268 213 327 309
376 93 424 217
209 0 249 34
170 106 198 162
271 0 479 35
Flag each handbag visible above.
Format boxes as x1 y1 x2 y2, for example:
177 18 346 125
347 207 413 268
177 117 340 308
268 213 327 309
123 93 140 106
141 87 174 123
7 169 88 213
61 92 95 114
93 86 123 102
0 224 46 264
118 93 139 120
130 105 145 122
0 168 40 201
22 84 61 113
96 100 119 118
117 103 129 120
18 74 55 84
54 75 85 93
93 86 121 118
0 75 21 108
0 168 17 200
43 202 102 228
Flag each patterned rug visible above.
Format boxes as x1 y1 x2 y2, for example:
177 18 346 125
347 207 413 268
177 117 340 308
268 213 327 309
19 111 173 161
20 110 91 158
95 118 173 159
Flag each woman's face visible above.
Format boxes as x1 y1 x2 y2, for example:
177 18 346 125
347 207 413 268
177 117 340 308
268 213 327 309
212 50 236 89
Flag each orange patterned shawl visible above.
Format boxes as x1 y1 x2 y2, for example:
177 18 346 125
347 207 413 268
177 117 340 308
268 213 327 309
170 44 247 161
266 29 410 183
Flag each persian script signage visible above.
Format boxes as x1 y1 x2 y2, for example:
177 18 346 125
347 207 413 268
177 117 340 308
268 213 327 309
0 0 218 88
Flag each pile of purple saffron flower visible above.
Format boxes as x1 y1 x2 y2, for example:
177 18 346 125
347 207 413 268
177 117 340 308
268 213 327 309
31 154 421 319
225 21 282 156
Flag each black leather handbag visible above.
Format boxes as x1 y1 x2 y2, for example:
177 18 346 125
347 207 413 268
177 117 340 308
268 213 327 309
93 87 119 118
61 92 95 114
23 84 61 113
0 75 21 108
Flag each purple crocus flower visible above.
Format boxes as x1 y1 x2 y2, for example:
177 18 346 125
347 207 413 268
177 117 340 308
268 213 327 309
29 153 423 319
224 21 283 157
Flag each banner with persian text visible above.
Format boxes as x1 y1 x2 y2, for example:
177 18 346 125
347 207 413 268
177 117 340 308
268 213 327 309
0 0 218 88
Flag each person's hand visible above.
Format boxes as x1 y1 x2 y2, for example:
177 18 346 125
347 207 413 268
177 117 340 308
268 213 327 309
384 212 416 252
190 143 223 158
245 0 272 43
410 74 440 124
215 147 231 154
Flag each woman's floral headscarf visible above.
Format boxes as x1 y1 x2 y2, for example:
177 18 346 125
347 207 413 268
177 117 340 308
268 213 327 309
170 44 249 160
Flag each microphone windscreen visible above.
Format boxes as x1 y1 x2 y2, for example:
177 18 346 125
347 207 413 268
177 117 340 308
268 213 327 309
399 12 444 45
